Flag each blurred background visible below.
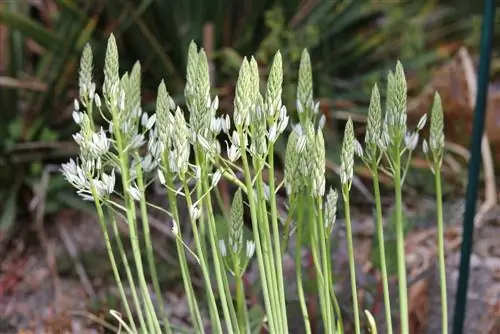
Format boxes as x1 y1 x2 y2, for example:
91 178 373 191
1 0 500 333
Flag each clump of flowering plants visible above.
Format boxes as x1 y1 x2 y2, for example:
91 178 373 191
62 34 448 334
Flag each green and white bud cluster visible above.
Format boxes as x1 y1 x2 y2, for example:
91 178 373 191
340 118 355 186
324 188 338 232
62 40 116 201
422 92 445 171
219 189 256 276
185 42 224 159
296 50 320 122
284 49 326 198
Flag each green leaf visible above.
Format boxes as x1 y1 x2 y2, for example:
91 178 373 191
0 186 19 232
0 10 63 50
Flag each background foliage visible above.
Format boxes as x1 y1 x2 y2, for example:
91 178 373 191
0 0 477 235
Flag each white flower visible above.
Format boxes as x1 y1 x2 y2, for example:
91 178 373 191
211 170 222 187
72 111 84 125
129 134 145 150
141 112 149 127
91 128 110 156
417 113 428 131
313 101 320 114
145 113 156 130
226 142 240 162
212 96 219 110
404 131 419 151
73 99 80 111
422 139 429 154
218 239 227 256
94 94 102 108
246 240 256 259
197 134 211 152
318 114 326 130
128 185 142 201
189 204 201 221
354 139 364 158
267 123 277 142
157 169 166 185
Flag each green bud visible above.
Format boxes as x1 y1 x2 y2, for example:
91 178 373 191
341 117 355 186
230 189 244 255
155 80 175 147
312 128 326 197
324 188 338 232
128 61 141 113
365 83 381 148
250 56 260 102
284 126 301 196
430 92 445 161
297 49 313 121
103 34 120 98
265 51 283 117
79 43 93 99
234 58 251 128
185 41 199 112
394 61 407 116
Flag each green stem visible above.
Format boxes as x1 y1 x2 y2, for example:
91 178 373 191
371 158 393 334
268 145 288 331
91 191 138 333
317 196 334 333
181 179 223 333
108 211 146 333
111 113 159 333
295 199 312 334
308 196 328 332
160 169 203 333
394 152 409 334
135 164 172 333
237 130 276 332
202 175 236 333
235 258 247 332
326 238 343 333
255 161 283 332
434 166 448 334
343 187 360 334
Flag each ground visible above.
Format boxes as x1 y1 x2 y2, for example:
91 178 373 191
1 195 500 334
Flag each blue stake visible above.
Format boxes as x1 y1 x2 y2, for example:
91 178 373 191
453 1 496 334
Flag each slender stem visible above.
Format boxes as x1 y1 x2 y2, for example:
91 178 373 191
108 210 146 333
181 179 223 333
394 151 409 334
194 149 208 254
234 256 247 332
268 145 288 331
371 158 393 334
295 199 312 334
161 170 203 333
327 238 343 333
343 187 360 334
308 196 328 332
111 113 159 332
91 191 137 334
255 160 283 332
135 164 172 333
434 166 448 334
237 130 276 332
281 202 296 254
202 175 236 333
317 196 333 333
